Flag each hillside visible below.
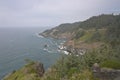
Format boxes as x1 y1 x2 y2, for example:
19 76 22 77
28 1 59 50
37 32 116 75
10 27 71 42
4 14 120 80
40 14 120 39
40 14 120 50
40 22 80 39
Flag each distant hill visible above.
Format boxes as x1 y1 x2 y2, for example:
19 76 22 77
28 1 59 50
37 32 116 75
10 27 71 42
40 22 81 39
40 14 120 39
78 14 120 29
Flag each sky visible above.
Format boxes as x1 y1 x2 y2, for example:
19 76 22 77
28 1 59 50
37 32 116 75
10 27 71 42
0 0 120 27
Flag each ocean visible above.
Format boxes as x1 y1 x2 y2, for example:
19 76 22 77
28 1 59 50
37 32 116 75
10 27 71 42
0 27 63 79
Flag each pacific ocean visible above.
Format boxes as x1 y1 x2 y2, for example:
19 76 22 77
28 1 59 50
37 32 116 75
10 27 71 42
0 27 62 79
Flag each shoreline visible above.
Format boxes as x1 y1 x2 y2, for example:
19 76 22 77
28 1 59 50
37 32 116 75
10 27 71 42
37 33 86 56
37 32 69 55
35 33 44 38
37 32 87 56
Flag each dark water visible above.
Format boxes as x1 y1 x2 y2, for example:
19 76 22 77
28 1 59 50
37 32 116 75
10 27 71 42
0 27 62 79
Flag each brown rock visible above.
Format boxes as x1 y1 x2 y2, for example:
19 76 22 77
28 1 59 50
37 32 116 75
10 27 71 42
35 62 45 77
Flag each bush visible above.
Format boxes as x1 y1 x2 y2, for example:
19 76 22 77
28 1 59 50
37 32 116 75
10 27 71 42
69 69 96 80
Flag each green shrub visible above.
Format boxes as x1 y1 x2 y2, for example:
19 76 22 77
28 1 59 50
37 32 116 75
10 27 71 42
69 69 96 80
74 30 85 39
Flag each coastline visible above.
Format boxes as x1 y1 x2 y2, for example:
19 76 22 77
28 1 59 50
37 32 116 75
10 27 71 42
38 32 71 55
38 32 87 56
35 33 44 38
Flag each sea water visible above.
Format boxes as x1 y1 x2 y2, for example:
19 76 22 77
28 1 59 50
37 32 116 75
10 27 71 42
0 27 63 79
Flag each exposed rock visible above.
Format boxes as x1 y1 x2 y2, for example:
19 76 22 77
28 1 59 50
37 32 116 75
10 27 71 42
35 62 45 77
92 63 101 72
92 63 120 80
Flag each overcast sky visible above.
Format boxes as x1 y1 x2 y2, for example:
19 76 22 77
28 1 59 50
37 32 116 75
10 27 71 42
0 0 120 27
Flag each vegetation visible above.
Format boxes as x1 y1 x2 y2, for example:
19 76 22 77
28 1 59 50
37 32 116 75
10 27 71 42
100 60 120 69
3 60 44 80
74 30 85 39
41 54 96 80
4 14 120 80
4 44 120 80
41 14 120 39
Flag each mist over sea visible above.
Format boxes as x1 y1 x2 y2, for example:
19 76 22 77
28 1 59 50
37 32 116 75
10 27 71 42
0 27 62 79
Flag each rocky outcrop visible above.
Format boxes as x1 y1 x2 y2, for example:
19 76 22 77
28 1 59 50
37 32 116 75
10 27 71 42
92 63 120 80
35 62 45 77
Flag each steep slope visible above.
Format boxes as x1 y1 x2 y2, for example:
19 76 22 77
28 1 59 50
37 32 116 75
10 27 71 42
40 22 81 39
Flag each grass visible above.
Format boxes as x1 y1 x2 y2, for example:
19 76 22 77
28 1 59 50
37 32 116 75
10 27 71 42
74 30 95 43
75 29 106 43
3 62 41 80
100 60 120 69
